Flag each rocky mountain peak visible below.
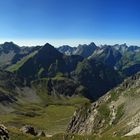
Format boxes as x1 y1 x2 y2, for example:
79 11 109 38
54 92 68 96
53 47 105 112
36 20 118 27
37 43 62 58
0 42 20 52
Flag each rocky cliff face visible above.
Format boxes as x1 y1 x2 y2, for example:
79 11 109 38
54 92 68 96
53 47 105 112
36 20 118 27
32 76 87 97
67 72 140 137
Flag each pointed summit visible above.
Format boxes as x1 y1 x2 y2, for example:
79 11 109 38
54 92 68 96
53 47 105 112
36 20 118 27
44 42 54 48
89 42 96 47
40 43 55 51
38 43 62 58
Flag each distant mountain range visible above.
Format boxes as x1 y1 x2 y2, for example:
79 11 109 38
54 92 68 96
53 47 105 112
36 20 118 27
58 42 98 57
58 43 140 77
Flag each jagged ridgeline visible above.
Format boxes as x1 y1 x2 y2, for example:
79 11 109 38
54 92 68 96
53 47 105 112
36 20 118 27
0 42 140 101
67 72 140 138
8 43 83 83
3 42 124 101
59 43 140 77
0 42 140 98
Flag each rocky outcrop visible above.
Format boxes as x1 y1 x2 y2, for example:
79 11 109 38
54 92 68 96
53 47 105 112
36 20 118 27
0 124 9 140
32 76 87 98
67 94 111 135
36 131 46 137
20 125 46 137
67 72 140 136
20 125 37 136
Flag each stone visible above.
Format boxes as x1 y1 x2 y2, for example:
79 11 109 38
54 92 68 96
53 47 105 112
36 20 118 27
37 131 46 137
20 125 37 136
0 124 9 140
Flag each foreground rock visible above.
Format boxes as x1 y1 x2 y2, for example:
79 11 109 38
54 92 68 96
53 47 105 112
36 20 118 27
0 124 9 140
20 125 47 137
36 131 46 137
67 72 140 136
20 125 37 136
125 126 140 136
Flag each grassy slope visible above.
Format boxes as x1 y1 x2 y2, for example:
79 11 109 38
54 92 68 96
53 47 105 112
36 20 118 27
0 71 90 138
7 51 38 72
0 104 74 134
118 51 140 70
9 129 140 140
0 96 89 136
1 76 140 140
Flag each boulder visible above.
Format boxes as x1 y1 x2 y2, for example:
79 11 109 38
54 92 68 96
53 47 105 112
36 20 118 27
0 124 9 140
20 125 37 136
36 131 46 137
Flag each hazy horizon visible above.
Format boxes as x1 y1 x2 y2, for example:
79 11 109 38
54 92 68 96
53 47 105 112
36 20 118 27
0 39 140 47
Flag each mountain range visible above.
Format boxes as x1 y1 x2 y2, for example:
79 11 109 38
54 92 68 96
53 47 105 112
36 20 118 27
0 41 140 101
0 41 140 139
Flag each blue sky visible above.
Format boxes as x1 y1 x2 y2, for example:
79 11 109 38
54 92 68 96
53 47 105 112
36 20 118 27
0 0 140 46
